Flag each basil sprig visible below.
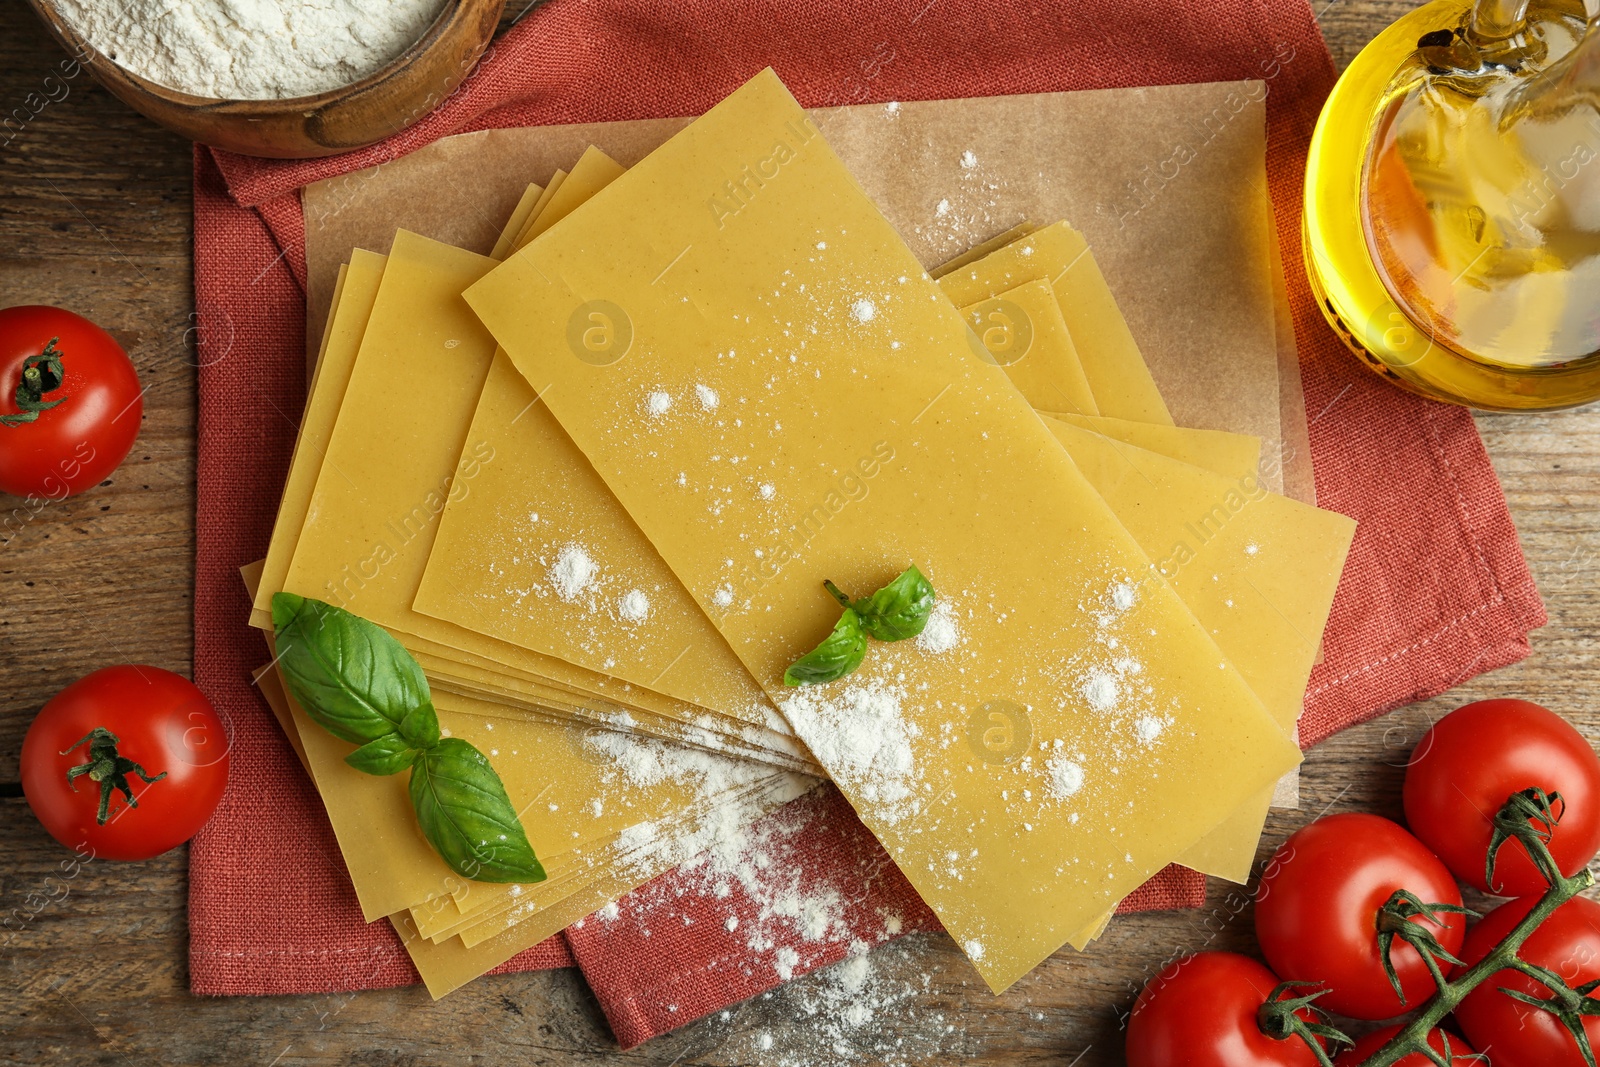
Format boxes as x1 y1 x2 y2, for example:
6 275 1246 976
272 593 545 885
783 565 936 686
828 566 935 642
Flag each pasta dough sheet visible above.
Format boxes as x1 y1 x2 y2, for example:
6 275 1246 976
442 118 1321 897
939 221 1175 426
266 229 810 765
465 68 1301 992
1039 418 1354 881
960 279 1099 416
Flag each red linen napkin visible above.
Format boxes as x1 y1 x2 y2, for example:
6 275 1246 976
186 0 1544 1044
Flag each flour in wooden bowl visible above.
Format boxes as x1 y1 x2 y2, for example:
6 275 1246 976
53 0 447 99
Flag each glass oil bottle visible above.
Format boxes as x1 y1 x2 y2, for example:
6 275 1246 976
1304 0 1599 409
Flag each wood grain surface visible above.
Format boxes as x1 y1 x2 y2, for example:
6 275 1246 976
2 2 1589 1064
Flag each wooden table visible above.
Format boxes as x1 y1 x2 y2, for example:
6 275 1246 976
2 3 1588 1063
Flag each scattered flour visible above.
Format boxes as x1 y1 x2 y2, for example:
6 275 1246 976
712 586 735 608
578 788 963 1066
915 601 961 654
574 730 814 895
959 150 978 169
1046 754 1085 799
618 589 651 624
585 730 738 790
1080 670 1120 713
1111 581 1138 611
646 390 673 416
695 383 721 411
884 101 901 117
935 198 951 217
781 682 919 823
962 938 985 961
851 299 877 323
741 938 959 1066
548 543 599 602
759 482 777 501
1134 715 1165 744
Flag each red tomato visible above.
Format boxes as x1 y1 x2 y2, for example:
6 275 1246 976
20 666 228 860
0 305 142 499
1255 814 1466 1020
1404 698 1600 896
1333 1025 1477 1066
1454 895 1600 1067
1125 952 1326 1067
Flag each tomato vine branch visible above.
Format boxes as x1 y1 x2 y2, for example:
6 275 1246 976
1355 788 1599 1067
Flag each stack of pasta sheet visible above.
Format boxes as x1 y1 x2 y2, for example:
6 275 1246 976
248 68 1356 997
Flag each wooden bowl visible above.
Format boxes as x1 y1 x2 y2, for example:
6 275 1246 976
25 0 505 159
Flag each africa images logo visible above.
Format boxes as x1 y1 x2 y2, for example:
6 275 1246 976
966 699 1032 765
566 300 633 366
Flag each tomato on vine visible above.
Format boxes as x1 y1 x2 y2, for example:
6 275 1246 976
19 666 229 860
1255 814 1470 1020
0 305 142 499
1453 895 1600 1067
1125 952 1343 1067
1404 698 1600 896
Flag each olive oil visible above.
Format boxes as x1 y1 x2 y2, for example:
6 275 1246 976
1304 0 1600 409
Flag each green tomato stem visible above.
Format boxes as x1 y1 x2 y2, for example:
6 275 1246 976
1355 832 1594 1066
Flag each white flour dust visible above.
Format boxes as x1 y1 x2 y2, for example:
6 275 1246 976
1080 670 1120 713
915 601 961 654
548 543 599 601
1045 754 1085 800
781 682 920 824
729 937 966 1067
618 589 651 624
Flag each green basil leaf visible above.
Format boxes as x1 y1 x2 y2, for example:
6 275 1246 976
851 565 935 642
783 609 868 686
344 734 420 776
272 592 433 745
409 738 546 884
398 703 441 750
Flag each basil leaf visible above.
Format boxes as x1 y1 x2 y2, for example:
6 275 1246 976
399 703 441 750
783 609 868 686
410 738 546 884
344 734 420 776
272 592 434 745
851 565 935 642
